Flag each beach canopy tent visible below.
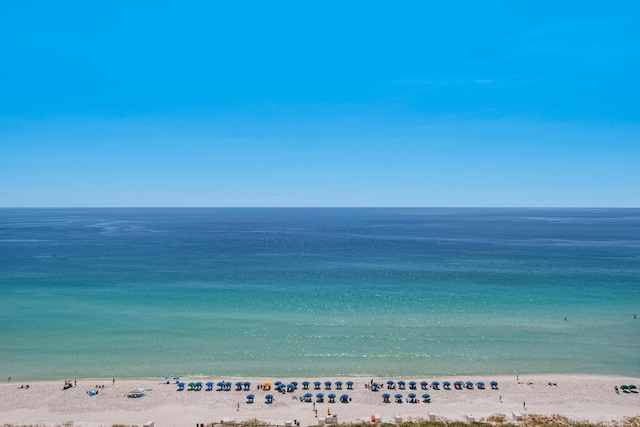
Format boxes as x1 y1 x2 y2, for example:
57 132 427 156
128 387 145 397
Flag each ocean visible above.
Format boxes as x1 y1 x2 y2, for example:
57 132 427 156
1 208 639 380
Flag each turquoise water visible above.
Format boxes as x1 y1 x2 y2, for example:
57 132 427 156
1 208 639 380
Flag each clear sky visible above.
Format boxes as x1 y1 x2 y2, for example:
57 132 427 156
1 1 638 207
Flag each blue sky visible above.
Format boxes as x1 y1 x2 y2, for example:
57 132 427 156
1 1 638 207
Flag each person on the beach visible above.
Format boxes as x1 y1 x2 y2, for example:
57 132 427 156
237 402 239 411
74 380 76 387
523 401 526 410
615 385 619 394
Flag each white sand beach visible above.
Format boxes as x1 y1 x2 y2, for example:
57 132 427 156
1 374 638 427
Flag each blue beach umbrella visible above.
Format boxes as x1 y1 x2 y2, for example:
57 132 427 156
316 393 324 402
431 381 440 389
387 380 395 387
244 381 251 390
420 381 428 389
291 381 298 386
371 382 379 388
394 393 403 400
340 394 349 402
246 394 254 403
476 381 485 389
465 381 473 389
408 393 416 398
304 392 313 398
382 393 390 399
324 381 332 389
265 394 274 403
302 381 310 389
314 381 321 389
335 381 343 389
225 381 232 389
422 393 431 402
490 381 498 389
328 393 336 402
398 380 406 389
206 381 214 389
409 381 417 389
346 381 354 389
442 381 451 388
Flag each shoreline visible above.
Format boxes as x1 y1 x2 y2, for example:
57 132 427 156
1 374 638 427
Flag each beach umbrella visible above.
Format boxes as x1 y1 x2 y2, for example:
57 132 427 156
195 381 203 389
265 394 273 403
408 393 416 398
621 385 629 391
454 381 463 389
291 381 298 386
371 382 379 388
316 393 324 402
382 393 390 398
387 380 395 387
324 381 332 389
420 381 428 389
398 381 406 389
476 381 485 389
328 393 336 398
490 381 498 389
224 381 232 389
302 381 310 389
340 394 350 402
422 393 431 402
206 381 214 389
263 381 270 388
409 381 417 389
442 381 451 388
335 381 343 389
629 385 637 390
287 383 296 392
346 381 354 389
314 381 321 389
188 382 196 389
394 393 403 400
246 394 254 402
304 392 313 398
244 381 251 390
465 381 473 389
274 381 282 385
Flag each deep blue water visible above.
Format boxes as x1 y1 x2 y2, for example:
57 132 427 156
1 208 639 380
